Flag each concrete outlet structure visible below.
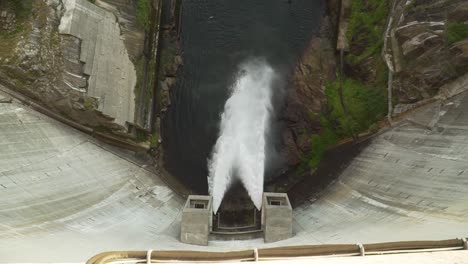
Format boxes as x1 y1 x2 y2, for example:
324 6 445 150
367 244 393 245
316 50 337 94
262 192 293 243
180 193 293 245
180 195 212 246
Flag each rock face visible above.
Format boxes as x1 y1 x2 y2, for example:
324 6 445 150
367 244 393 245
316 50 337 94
280 10 336 167
0 10 16 33
0 0 141 131
384 0 468 105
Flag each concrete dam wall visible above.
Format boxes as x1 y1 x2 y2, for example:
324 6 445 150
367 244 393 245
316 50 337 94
59 0 137 126
1 87 467 262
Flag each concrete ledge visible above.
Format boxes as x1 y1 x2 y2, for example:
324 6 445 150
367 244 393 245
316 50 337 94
262 193 293 243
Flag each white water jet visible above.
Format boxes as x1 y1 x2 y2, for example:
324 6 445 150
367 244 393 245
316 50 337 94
208 59 275 213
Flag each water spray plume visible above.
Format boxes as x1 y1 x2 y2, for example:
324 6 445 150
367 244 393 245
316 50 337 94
208 59 275 213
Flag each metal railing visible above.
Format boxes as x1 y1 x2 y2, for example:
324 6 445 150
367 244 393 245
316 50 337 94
86 238 468 264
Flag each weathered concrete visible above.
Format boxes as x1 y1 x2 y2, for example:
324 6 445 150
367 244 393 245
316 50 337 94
0 97 183 262
437 72 468 100
336 0 351 51
1 90 468 262
262 193 292 243
59 0 136 126
180 195 212 246
0 93 11 103
94 0 144 61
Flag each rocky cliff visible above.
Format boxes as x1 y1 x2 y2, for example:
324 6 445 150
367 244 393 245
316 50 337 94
0 0 144 132
384 0 468 112
280 13 336 168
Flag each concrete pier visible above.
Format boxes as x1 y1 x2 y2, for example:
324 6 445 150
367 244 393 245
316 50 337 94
262 193 293 243
180 195 212 246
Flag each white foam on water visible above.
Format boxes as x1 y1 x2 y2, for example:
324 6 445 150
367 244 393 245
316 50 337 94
208 59 275 213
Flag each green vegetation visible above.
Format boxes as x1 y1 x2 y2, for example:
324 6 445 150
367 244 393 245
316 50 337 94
134 56 146 103
0 0 32 37
133 0 153 109
94 125 113 134
325 79 387 136
307 120 339 168
0 0 32 63
446 22 468 45
346 0 389 65
306 0 390 168
83 97 95 110
135 129 148 142
307 79 387 168
137 0 151 30
2 0 32 21
149 132 160 148
0 32 21 59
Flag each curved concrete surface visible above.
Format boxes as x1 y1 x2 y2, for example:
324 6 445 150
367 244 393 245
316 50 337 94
287 251 468 264
59 0 137 126
1 91 468 262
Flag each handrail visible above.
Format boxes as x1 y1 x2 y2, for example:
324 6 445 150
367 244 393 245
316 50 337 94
86 238 468 264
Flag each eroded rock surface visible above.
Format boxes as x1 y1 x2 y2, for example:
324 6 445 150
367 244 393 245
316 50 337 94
280 11 336 167
385 0 468 104
0 10 16 33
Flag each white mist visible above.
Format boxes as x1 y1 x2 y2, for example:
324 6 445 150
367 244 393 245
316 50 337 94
208 59 275 213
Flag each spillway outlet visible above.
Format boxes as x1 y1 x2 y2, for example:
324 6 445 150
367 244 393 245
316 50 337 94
180 193 293 245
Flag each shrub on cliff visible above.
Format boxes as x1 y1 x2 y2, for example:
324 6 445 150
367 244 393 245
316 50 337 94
346 0 389 65
446 22 468 45
137 0 151 30
326 79 387 134
308 79 387 168
1 0 32 22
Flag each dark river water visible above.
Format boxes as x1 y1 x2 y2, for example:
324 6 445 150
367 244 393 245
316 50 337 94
162 0 323 193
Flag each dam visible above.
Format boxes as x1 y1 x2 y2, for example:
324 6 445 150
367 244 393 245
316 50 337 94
1 0 468 262
1 86 468 262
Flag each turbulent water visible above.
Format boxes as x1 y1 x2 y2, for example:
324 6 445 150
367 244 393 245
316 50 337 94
163 0 322 193
208 60 275 213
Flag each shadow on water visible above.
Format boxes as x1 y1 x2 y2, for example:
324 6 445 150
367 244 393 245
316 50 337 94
162 0 323 193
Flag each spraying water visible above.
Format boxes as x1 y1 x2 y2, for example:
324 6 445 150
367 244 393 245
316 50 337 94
208 59 275 213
